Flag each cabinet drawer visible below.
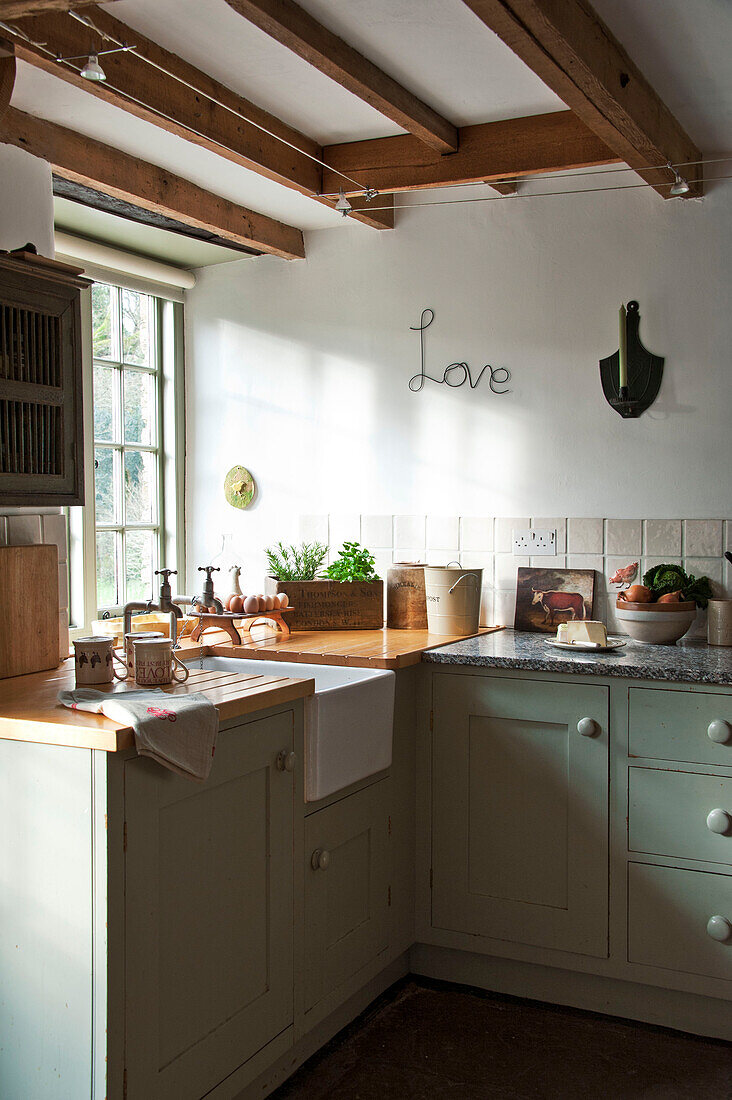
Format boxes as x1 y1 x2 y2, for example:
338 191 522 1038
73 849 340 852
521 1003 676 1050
629 767 732 865
628 863 732 984
629 688 732 766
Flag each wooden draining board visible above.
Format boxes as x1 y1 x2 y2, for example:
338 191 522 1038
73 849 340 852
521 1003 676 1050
0 665 315 752
192 625 503 670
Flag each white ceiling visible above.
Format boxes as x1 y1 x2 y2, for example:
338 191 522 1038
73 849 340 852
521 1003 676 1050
8 0 732 257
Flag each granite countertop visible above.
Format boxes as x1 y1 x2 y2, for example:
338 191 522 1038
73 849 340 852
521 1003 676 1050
423 629 732 685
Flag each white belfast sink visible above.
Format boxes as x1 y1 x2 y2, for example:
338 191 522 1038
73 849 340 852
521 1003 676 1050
188 657 396 801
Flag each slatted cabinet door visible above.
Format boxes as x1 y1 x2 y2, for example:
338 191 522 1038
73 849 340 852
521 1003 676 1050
0 253 88 505
432 673 609 957
123 712 295 1099
304 780 391 1015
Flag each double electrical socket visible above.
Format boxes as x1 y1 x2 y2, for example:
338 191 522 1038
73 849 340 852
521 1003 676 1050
512 528 557 556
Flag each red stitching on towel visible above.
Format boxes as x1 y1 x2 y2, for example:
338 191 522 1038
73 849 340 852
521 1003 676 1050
147 706 177 722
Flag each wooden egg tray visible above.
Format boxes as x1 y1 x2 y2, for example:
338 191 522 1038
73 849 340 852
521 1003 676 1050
189 607 293 646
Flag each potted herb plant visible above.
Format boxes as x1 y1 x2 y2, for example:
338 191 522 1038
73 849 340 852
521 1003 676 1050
265 541 383 629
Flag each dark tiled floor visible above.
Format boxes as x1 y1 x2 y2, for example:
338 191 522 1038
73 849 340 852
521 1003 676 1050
272 978 732 1099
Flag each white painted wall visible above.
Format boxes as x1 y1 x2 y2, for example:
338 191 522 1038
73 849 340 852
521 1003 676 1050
185 179 732 584
0 144 54 257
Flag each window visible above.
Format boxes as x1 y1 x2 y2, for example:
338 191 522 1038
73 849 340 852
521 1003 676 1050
91 282 180 614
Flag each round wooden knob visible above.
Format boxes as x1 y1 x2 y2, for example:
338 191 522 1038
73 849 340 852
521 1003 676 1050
706 915 732 943
577 717 599 738
276 750 296 772
707 720 732 744
311 849 330 871
706 808 731 835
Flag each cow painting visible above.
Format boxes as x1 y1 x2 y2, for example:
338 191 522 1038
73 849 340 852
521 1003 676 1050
531 588 586 626
514 567 596 633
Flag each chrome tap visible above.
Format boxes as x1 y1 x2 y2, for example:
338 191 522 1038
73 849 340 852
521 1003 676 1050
122 568 184 643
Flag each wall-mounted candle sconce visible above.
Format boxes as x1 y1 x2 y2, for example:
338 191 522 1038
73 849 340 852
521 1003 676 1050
599 300 664 418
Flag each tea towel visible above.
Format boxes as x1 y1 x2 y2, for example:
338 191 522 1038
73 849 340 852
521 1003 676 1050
59 688 218 782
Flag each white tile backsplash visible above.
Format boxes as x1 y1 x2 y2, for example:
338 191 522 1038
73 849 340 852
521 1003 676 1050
361 514 393 548
605 519 642 557
7 514 42 544
42 514 68 563
293 513 732 634
644 520 681 557
460 517 494 552
495 552 528 589
494 517 529 554
394 514 425 550
427 515 459 550
567 518 604 555
329 514 361 551
298 514 329 544
684 519 723 558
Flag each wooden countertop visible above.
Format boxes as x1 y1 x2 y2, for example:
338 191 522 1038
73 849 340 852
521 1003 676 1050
0 664 315 752
182 625 502 670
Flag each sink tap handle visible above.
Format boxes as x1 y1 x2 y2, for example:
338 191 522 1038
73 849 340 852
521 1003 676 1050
155 568 177 601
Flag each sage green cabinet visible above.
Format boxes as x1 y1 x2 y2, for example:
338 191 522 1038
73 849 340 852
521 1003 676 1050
304 779 391 1015
628 862 732 982
431 673 609 957
123 711 296 1099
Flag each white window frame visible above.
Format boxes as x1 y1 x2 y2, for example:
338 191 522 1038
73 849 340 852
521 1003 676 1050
68 270 185 638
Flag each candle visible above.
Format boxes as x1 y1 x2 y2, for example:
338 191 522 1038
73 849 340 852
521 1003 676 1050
618 304 628 391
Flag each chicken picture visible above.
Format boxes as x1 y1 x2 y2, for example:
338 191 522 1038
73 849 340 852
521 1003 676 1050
609 561 639 588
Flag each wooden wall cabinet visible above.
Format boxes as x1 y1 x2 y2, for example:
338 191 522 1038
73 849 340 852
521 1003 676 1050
0 250 89 506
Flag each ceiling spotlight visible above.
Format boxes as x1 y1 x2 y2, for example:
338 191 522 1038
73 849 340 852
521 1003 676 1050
667 163 690 196
80 54 106 81
335 189 352 217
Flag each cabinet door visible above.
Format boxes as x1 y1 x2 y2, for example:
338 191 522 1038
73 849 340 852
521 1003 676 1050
432 674 609 957
123 712 295 1099
304 780 390 1013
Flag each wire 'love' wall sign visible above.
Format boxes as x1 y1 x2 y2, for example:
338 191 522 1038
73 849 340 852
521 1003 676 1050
408 308 511 394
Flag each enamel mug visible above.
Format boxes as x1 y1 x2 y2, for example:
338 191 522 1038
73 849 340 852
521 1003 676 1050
132 638 189 686
73 635 127 686
123 630 165 678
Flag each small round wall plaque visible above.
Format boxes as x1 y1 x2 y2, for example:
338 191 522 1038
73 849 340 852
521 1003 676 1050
224 465 256 509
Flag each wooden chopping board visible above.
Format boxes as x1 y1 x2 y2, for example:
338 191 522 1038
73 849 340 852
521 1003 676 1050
0 544 60 679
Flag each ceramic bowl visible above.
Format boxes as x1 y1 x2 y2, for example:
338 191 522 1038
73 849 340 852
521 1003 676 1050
615 599 696 645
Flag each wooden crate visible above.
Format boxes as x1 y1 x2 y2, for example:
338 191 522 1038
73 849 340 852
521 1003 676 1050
265 577 384 630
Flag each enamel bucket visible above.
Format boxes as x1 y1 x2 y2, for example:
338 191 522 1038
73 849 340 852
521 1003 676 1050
424 565 482 635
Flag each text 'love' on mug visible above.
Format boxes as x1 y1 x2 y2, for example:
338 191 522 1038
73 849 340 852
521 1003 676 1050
132 638 189 686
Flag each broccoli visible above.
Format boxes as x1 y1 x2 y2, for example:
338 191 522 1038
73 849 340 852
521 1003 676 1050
642 563 714 608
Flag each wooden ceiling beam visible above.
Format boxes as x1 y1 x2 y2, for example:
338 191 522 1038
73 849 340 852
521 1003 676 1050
1 107 306 259
323 111 618 195
7 8 394 229
0 37 15 119
9 8 321 192
224 0 458 154
461 0 702 197
0 1 116 15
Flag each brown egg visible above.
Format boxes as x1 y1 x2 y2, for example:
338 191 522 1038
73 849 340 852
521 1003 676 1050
243 595 259 615
278 592 289 609
265 595 276 611
257 595 267 612
229 595 244 614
